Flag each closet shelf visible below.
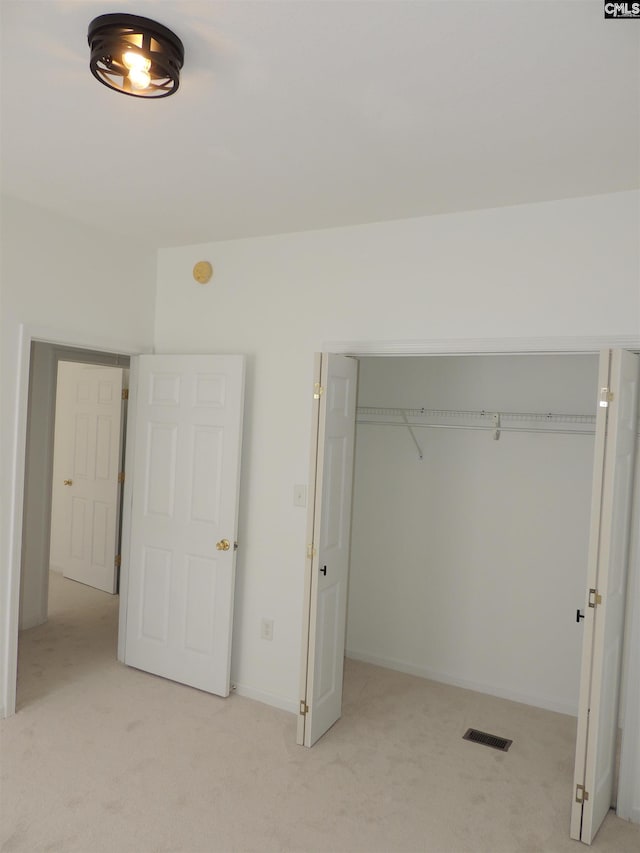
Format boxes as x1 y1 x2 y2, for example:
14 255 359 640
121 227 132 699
357 406 596 426
356 406 597 457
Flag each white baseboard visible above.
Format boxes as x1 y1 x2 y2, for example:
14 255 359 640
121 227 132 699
231 682 297 715
230 649 579 722
345 649 578 717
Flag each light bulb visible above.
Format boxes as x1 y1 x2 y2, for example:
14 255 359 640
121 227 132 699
128 67 151 90
122 50 151 73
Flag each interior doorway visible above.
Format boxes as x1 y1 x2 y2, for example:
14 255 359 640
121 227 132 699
17 341 130 708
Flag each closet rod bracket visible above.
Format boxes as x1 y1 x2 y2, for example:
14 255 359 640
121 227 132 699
401 410 424 459
493 412 501 441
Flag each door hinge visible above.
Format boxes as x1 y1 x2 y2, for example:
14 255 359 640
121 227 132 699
575 784 589 804
306 543 317 559
122 388 129 400
299 700 309 716
313 383 324 400
115 554 121 568
118 471 125 483
588 588 602 608
599 387 613 408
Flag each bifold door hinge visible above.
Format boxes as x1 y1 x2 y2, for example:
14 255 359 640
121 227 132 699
599 387 613 408
588 588 602 608
299 700 309 716
118 471 125 483
575 784 589 804
122 388 129 400
313 383 324 400
307 543 317 559
115 554 121 568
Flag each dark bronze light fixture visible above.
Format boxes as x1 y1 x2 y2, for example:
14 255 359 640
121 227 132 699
88 14 184 98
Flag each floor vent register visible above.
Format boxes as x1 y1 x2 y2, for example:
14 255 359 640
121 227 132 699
462 728 512 752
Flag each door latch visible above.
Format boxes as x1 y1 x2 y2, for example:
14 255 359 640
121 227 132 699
588 588 602 608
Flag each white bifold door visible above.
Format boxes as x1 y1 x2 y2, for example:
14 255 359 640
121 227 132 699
298 353 358 747
50 362 125 593
123 354 245 697
571 349 640 844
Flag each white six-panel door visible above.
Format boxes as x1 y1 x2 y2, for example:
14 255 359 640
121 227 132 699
123 354 245 696
571 349 640 843
298 353 358 747
50 362 124 593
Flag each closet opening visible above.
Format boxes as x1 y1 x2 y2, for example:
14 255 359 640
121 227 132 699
299 348 640 845
346 353 598 719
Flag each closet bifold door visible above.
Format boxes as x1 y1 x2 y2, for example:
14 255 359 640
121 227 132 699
571 349 640 844
297 353 358 748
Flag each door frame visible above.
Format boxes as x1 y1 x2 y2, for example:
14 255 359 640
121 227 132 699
4 323 148 717
301 334 640 819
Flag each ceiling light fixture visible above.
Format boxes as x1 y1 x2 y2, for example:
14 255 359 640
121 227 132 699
88 13 184 98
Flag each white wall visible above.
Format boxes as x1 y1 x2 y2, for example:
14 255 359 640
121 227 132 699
0 196 157 716
346 354 598 715
153 191 640 712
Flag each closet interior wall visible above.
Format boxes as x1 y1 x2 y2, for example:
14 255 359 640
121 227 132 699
346 354 599 716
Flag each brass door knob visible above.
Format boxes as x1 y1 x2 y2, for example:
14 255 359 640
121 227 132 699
63 479 73 486
216 539 231 551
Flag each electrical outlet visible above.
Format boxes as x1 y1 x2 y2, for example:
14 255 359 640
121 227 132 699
293 484 307 507
260 618 274 641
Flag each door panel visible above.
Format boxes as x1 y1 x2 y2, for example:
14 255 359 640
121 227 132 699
571 349 640 843
184 555 217 653
50 363 124 593
299 353 358 747
124 354 245 697
316 584 340 700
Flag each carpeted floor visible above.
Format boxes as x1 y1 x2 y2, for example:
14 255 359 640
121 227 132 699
1 572 639 853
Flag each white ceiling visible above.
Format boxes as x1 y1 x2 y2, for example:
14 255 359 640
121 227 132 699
1 0 638 248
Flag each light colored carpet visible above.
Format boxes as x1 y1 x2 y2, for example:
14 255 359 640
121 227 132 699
1 572 639 853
